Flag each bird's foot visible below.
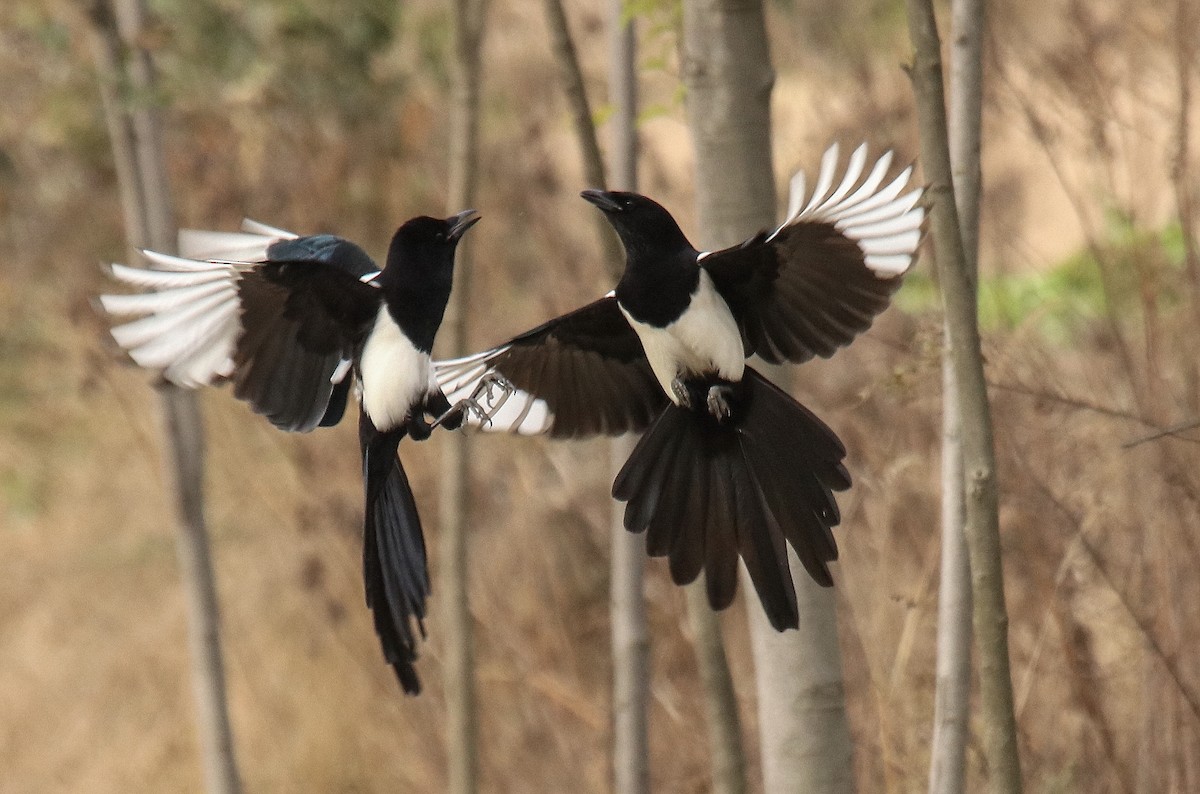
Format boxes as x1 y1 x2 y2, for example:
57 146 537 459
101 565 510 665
431 373 516 431
706 384 735 422
671 377 693 409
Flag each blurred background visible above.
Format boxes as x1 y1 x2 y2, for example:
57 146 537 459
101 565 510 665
2 0 1198 790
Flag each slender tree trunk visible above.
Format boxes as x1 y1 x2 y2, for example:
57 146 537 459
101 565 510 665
440 2 488 792
541 0 622 270
905 1 1022 791
607 8 650 793
929 0 984 791
682 1 853 791
685 583 746 794
86 2 241 793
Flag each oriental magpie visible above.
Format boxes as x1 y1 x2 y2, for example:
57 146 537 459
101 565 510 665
100 211 480 693
437 144 923 630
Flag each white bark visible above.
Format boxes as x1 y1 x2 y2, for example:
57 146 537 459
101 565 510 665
607 7 650 792
682 0 853 790
905 0 1023 790
929 0 985 791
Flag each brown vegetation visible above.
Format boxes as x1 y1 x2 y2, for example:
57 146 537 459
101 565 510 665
1 0 1197 790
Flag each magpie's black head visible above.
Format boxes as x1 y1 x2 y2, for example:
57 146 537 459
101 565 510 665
381 209 479 286
581 189 694 265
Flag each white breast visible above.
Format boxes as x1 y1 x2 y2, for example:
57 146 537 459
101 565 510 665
622 269 745 403
359 305 431 430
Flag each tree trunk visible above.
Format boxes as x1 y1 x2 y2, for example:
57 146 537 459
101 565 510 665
440 1 489 792
607 7 651 793
86 2 241 793
682 1 853 791
685 583 746 794
929 0 985 791
905 0 1023 791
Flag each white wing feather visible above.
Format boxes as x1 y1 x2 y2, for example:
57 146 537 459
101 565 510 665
770 143 925 277
100 220 300 387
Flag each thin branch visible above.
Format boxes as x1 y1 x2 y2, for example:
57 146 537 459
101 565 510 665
1015 457 1200 727
905 0 1022 789
86 2 241 792
1122 418 1200 449
440 2 489 792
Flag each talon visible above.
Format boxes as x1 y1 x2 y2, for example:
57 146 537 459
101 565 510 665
706 385 734 422
671 378 693 409
473 372 514 405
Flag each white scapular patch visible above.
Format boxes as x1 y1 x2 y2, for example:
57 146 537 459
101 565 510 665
767 142 925 277
359 304 431 431
434 350 553 436
621 269 745 402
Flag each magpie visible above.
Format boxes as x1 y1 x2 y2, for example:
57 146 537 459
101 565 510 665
437 144 923 630
100 211 481 693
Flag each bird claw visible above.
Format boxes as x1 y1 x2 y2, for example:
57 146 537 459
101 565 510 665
706 384 734 422
671 378 693 409
432 373 517 430
474 372 514 404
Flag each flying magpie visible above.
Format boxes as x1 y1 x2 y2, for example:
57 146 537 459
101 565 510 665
100 211 481 693
437 144 923 630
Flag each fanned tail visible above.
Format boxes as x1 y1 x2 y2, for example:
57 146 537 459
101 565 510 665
359 412 430 694
612 366 849 631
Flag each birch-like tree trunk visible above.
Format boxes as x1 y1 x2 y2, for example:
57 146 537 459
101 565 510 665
929 0 985 791
606 7 650 792
681 1 853 790
440 2 488 792
905 0 1022 791
86 2 240 792
684 583 745 794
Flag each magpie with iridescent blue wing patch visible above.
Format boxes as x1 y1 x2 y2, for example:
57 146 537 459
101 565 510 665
438 144 922 630
101 211 480 693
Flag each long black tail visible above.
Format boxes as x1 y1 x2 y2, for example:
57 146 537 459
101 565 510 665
612 366 850 631
359 412 430 694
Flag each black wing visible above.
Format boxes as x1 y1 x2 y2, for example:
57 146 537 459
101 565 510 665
102 232 382 432
435 297 668 439
701 145 924 365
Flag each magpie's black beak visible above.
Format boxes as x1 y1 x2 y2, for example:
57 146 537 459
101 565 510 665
447 209 481 241
581 189 623 213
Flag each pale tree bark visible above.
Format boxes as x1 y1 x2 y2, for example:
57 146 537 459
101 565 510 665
905 1 1022 791
85 2 241 793
606 6 650 793
928 0 984 791
439 1 489 792
681 1 854 791
684 583 746 794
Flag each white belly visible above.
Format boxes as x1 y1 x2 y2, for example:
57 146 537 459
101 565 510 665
359 305 432 430
622 270 745 403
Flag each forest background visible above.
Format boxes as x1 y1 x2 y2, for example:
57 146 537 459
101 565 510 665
1 0 1197 791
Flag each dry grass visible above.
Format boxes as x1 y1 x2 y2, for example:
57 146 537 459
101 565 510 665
2 0 1199 791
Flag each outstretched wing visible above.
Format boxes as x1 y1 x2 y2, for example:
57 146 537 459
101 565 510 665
435 296 668 439
100 220 381 432
702 143 924 365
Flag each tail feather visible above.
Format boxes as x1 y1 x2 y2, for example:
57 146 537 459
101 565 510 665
612 366 848 631
360 412 429 695
643 418 698 557
730 451 798 629
703 453 740 611
665 428 708 585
